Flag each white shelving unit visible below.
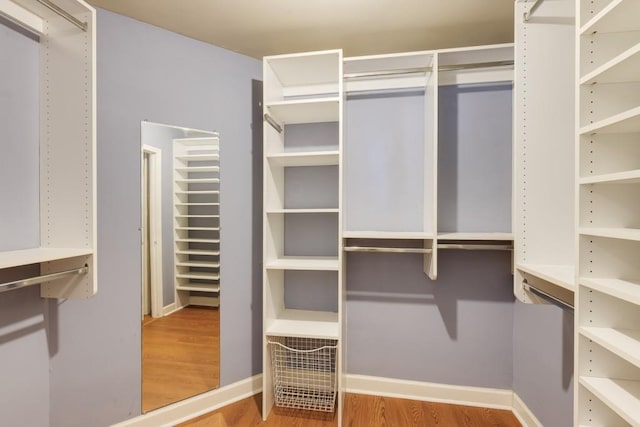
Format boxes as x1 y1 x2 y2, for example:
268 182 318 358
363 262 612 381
173 137 220 308
0 0 96 298
262 50 344 423
513 0 577 306
576 0 640 424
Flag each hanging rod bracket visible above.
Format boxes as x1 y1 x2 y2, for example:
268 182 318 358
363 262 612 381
523 0 544 22
36 0 87 32
264 113 283 133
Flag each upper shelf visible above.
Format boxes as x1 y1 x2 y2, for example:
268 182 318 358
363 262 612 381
580 0 640 35
580 227 640 242
579 169 640 185
343 231 434 239
580 42 640 85
265 97 340 125
266 50 341 89
580 278 640 306
579 106 640 135
266 150 340 167
0 247 93 270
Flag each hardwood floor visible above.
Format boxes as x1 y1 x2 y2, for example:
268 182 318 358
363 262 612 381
179 393 522 426
142 306 220 413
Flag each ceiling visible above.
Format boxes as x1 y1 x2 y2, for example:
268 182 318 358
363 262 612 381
85 0 515 59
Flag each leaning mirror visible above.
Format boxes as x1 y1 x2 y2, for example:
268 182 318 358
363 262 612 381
140 121 220 412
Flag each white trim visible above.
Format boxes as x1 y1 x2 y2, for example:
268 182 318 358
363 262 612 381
512 392 543 427
344 374 513 410
111 375 262 427
141 145 163 318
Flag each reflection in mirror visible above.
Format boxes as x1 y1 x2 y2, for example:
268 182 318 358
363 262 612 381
140 121 220 412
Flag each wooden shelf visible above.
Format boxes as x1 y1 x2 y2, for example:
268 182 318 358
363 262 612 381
580 0 640 35
580 169 640 185
266 150 340 167
437 232 513 241
581 42 640 85
579 377 640 426
580 227 640 241
580 278 640 306
343 231 434 239
266 97 340 125
517 263 575 291
265 256 339 271
265 309 339 339
0 247 93 270
580 326 640 369
176 283 220 293
579 106 640 135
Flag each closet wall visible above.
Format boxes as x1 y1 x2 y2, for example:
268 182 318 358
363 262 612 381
0 17 49 427
0 9 261 426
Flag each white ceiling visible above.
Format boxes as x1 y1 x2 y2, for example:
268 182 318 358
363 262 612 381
85 0 515 59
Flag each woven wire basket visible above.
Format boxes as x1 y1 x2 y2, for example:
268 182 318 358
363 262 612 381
268 336 338 413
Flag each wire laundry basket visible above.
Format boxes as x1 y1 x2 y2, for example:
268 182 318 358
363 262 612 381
267 336 338 413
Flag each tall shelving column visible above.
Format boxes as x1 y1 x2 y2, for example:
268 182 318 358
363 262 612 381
262 50 343 423
173 137 221 308
576 0 640 424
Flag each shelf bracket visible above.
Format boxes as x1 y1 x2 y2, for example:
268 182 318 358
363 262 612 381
523 280 574 311
523 0 544 22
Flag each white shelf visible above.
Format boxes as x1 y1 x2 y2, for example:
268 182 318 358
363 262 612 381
175 166 219 173
580 0 640 35
176 249 220 256
580 326 640 369
581 278 640 306
176 227 220 231
265 309 339 339
580 169 640 185
580 227 640 241
175 202 219 206
176 272 220 280
266 97 340 125
0 247 93 270
265 256 339 271
581 42 640 85
579 377 640 426
266 208 339 214
437 232 513 241
266 50 340 89
176 283 220 293
579 106 640 135
266 150 340 167
175 154 219 161
175 178 220 184
516 263 576 291
175 238 220 244
177 261 220 268
343 231 434 239
176 190 219 195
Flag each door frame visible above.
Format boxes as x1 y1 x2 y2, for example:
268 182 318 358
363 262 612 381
142 144 163 318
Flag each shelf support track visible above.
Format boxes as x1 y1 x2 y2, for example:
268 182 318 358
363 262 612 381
36 0 87 32
0 265 89 294
522 280 574 311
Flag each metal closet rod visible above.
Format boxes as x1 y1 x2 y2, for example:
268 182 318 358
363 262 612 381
264 113 283 133
523 0 545 22
0 265 88 294
344 60 514 79
437 243 513 251
523 280 574 311
36 0 88 32
344 246 433 254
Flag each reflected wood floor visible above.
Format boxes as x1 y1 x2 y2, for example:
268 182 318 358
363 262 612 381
143 306 220 413
179 393 522 426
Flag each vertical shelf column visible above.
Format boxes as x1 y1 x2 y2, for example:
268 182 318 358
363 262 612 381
576 0 640 424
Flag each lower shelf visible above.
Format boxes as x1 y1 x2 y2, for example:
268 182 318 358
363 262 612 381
265 309 339 340
517 263 575 291
176 283 220 293
579 376 640 426
580 327 640 369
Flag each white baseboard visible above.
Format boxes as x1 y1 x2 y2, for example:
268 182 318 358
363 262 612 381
512 392 543 427
344 374 513 410
162 302 178 316
111 374 262 427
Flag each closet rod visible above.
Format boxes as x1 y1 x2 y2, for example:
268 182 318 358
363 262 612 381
35 0 87 31
523 0 544 21
344 246 432 254
343 60 514 79
437 244 513 251
264 113 283 133
0 265 88 294
522 280 573 311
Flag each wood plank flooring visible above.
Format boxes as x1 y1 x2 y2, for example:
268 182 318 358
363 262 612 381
143 306 220 413
179 393 522 426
